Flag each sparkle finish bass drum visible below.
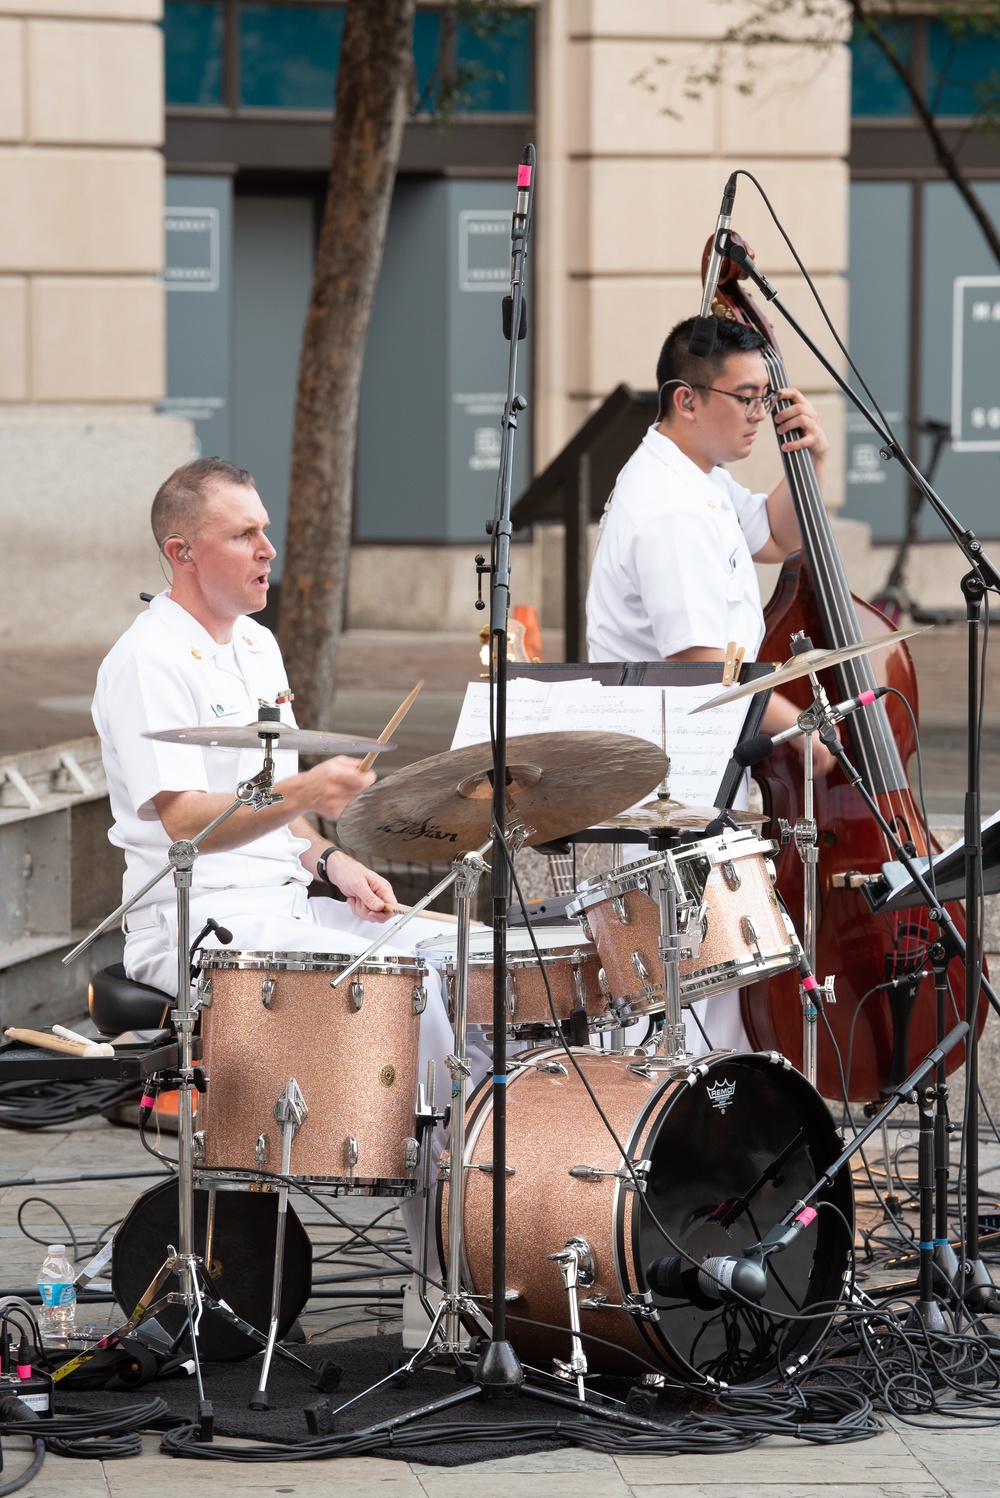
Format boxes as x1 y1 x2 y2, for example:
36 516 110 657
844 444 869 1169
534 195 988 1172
440 1048 852 1385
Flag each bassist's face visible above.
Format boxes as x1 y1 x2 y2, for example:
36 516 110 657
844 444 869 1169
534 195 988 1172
665 350 771 473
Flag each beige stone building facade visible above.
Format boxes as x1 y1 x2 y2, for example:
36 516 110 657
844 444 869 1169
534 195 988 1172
0 0 191 649
0 0 857 650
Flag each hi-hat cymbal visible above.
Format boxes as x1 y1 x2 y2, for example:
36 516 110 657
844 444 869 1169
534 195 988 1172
691 626 931 714
336 731 668 861
144 721 388 755
602 801 765 832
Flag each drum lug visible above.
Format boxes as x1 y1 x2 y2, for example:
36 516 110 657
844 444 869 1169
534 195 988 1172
571 954 587 1007
474 1161 516 1176
350 978 365 1010
740 916 763 963
578 1293 609 1310
412 984 427 1014
197 974 212 1008
193 1129 205 1164
261 976 276 1008
612 895 630 924
720 860 741 890
506 971 518 1017
404 1137 420 1170
345 1136 359 1169
437 1151 451 1181
630 950 653 990
255 1133 267 1169
536 1059 568 1076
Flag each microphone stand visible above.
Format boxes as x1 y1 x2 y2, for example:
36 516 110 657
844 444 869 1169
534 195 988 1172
719 229 1000 1308
60 717 286 1437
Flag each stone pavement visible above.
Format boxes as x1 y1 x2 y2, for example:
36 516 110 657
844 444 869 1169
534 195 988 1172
2 1095 1000 1496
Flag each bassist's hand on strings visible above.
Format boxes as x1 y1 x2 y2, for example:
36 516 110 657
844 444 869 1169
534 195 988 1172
773 387 830 467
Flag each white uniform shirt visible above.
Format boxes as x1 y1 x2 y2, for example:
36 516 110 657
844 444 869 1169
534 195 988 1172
586 425 772 664
92 592 310 913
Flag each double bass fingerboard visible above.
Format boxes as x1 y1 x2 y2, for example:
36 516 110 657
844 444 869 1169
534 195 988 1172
761 346 909 800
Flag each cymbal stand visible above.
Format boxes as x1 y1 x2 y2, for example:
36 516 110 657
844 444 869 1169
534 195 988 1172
646 837 692 1068
777 635 837 1089
62 718 284 1437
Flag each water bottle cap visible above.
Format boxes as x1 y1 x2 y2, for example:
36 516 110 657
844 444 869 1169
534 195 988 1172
47 1244 65 1253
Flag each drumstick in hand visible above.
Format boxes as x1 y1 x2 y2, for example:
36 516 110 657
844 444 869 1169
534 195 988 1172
358 680 424 773
384 902 486 928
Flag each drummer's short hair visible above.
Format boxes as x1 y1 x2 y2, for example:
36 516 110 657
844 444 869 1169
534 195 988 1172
151 457 255 548
656 317 769 420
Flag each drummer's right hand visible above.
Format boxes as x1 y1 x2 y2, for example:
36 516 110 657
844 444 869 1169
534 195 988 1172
300 756 376 820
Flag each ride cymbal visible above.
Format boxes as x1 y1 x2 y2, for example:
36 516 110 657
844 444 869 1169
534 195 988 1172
144 721 387 755
691 626 931 713
336 731 668 861
602 802 765 832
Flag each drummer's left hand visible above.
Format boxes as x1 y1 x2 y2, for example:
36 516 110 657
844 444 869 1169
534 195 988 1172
324 850 396 921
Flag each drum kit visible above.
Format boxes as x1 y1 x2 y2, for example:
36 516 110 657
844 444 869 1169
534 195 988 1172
59 631 976 1421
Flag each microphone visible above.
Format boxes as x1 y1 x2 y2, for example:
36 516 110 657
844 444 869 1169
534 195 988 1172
688 173 737 358
645 1251 768 1308
732 686 890 767
502 145 534 341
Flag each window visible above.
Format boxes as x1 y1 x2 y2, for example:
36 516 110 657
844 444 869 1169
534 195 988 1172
162 2 533 114
164 0 224 107
239 4 345 109
851 16 1000 119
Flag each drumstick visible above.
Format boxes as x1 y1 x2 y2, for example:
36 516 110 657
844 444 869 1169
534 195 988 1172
358 681 424 773
4 1027 115 1058
384 902 486 928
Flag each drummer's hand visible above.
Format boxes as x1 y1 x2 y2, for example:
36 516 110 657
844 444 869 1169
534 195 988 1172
325 851 396 922
300 756 375 820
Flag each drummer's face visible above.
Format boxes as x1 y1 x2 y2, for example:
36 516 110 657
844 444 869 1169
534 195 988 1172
189 482 277 620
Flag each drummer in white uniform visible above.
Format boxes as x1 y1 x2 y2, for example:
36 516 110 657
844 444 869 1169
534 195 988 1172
586 314 831 1052
92 456 453 1326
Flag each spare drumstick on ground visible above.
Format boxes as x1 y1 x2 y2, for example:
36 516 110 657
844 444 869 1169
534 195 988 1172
358 680 424 772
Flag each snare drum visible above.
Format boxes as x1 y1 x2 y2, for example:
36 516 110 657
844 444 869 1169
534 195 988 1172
417 926 611 1035
195 950 428 1193
568 830 801 1019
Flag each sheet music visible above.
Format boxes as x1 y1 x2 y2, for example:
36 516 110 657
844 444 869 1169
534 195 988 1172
450 678 564 750
449 678 751 808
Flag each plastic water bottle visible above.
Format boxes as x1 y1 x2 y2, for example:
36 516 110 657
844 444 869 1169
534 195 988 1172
37 1245 76 1342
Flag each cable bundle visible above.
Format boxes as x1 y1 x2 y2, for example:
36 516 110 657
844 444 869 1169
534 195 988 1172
0 1078 141 1131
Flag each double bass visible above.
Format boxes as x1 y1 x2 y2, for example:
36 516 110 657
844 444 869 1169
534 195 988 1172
704 239 986 1101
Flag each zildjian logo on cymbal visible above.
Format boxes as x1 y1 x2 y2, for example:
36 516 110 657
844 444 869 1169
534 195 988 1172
377 817 459 844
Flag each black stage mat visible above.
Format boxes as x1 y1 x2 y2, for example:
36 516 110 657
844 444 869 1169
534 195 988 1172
58 1334 599 1465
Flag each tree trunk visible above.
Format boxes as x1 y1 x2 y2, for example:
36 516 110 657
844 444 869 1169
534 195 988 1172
280 0 417 729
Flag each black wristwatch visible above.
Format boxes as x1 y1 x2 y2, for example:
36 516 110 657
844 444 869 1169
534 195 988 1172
316 845 339 888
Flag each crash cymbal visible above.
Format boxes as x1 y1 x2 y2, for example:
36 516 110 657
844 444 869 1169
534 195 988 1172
691 626 931 713
336 731 668 861
144 721 387 755
602 801 765 832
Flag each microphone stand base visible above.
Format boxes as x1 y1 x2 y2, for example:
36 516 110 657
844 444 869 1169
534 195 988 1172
474 1338 524 1395
906 1299 949 1334
960 1257 998 1309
